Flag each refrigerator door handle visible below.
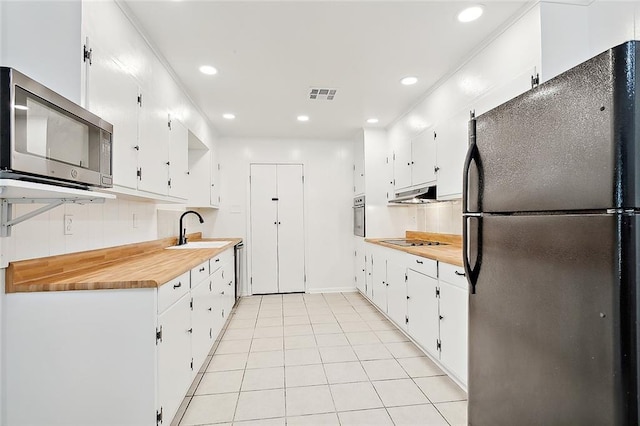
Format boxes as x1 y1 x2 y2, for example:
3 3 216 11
463 115 482 214
463 215 482 294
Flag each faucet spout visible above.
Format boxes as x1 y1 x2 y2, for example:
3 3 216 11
178 210 205 245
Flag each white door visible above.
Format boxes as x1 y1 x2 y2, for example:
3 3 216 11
138 92 170 195
191 279 212 373
210 149 220 207
355 238 366 293
250 165 279 294
435 111 468 199
371 248 387 311
85 41 139 189
407 269 439 357
157 293 192 425
276 164 305 293
168 118 189 199
386 259 407 331
411 128 437 186
439 281 468 383
393 138 412 190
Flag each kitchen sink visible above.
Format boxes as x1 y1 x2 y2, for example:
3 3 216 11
166 241 232 249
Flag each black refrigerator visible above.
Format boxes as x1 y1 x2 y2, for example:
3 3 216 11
463 41 640 425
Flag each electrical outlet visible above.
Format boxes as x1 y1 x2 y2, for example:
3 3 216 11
64 215 73 235
132 213 138 229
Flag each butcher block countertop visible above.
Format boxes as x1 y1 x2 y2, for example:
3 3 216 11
366 231 463 267
5 233 241 293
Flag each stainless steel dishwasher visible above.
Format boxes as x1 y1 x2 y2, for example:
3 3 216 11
234 242 244 304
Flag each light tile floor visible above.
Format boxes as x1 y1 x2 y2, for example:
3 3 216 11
175 292 467 426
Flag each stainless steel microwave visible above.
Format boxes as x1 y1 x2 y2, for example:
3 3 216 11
0 67 113 189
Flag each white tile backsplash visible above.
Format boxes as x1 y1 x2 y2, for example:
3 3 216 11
416 199 462 235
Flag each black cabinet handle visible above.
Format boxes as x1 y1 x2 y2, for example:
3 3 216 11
272 197 279 201
454 271 466 277
215 258 220 263
439 315 444 320
416 260 424 264
199 267 206 272
208 307 212 311
187 328 193 334
173 282 182 289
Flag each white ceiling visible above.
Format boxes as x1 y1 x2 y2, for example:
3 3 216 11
122 1 530 140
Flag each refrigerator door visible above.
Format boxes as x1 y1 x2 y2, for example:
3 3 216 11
465 41 640 214
468 213 637 426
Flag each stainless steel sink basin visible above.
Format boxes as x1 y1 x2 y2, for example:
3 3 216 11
166 241 232 249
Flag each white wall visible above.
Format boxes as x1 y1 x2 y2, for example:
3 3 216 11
212 137 354 294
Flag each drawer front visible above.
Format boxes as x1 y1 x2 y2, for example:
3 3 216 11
191 260 210 287
210 249 234 273
158 271 190 314
439 262 468 290
406 254 437 278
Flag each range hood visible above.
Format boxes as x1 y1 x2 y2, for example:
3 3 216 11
388 185 437 204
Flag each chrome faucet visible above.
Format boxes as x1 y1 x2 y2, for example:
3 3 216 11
178 210 204 245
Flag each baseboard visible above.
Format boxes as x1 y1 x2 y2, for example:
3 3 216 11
307 286 358 294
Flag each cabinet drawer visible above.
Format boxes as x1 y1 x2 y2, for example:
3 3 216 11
439 262 468 290
158 271 190 314
210 249 234 273
406 254 437 278
191 260 210 287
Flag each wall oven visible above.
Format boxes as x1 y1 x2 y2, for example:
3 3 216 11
353 196 365 237
0 67 113 189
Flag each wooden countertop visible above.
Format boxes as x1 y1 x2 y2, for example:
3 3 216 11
366 231 463 267
6 234 242 293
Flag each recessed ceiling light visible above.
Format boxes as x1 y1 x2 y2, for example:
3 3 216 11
367 118 379 124
400 76 418 86
297 115 309 122
458 5 484 23
222 113 235 120
199 65 217 75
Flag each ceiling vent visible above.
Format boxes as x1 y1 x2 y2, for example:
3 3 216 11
309 88 337 101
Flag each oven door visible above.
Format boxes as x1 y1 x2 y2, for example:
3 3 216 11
354 205 365 237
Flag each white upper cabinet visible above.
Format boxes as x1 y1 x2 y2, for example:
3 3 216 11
210 150 221 208
137 92 171 196
393 138 412 190
353 131 365 196
411 129 437 187
435 111 469 200
168 118 189 199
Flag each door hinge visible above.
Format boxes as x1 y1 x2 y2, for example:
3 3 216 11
137 93 143 107
83 44 93 65
218 163 221 170
531 73 540 88
355 250 357 257
210 328 212 339
405 273 408 282
209 281 212 291
190 298 193 310
167 116 172 130
302 175 305 183
436 287 440 297
354 186 356 192
353 164 356 171
405 315 409 324
433 131 437 139
156 326 162 344
156 407 163 425
137 167 142 180
393 179 396 186
249 175 251 183
304 274 307 283
250 276 253 284
168 178 172 188
190 358 194 370
393 152 396 161
437 340 442 351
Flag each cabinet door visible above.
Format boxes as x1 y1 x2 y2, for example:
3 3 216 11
157 293 192 425
210 270 226 340
86 42 139 189
435 112 468 200
355 238 366 293
276 164 305 293
365 247 374 299
222 260 236 312
168 118 189 199
439 282 468 384
371 249 387 312
354 133 365 195
210 148 220 207
386 259 407 331
407 269 439 357
393 138 412 190
250 165 279 294
411 128 437 186
191 279 213 374
137 92 170 195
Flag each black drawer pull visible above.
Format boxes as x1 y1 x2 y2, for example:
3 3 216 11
187 328 193 334
416 260 424 264
208 307 212 311
215 258 220 263
454 271 466 277
173 282 182 289
199 267 206 272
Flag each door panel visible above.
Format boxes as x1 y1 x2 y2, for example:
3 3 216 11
371 248 387 312
411 129 436 187
191 280 212 373
276 164 305 293
168 118 188 199
439 282 468 384
407 269 439 356
468 214 618 425
138 92 170 195
393 138 412 190
250 165 279 294
386 259 407 331
470 49 614 213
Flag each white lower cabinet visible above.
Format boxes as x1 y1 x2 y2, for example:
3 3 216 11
406 268 439 356
4 247 237 426
157 292 193 425
361 243 468 388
